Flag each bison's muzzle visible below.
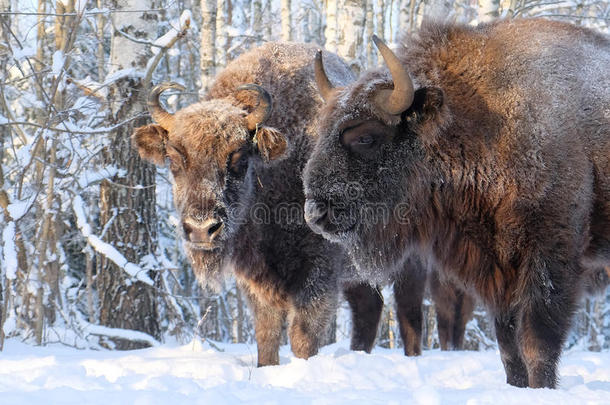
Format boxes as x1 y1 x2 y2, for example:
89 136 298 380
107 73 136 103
182 217 224 250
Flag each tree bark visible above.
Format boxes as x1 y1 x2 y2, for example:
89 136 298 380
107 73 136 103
324 0 338 52
98 0 161 350
478 0 499 22
216 0 228 68
200 0 217 93
337 0 366 74
280 0 292 41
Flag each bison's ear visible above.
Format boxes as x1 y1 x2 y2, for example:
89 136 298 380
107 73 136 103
254 126 287 162
403 87 443 122
132 124 168 166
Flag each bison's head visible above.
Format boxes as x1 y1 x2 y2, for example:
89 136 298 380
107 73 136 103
133 83 286 287
303 37 446 276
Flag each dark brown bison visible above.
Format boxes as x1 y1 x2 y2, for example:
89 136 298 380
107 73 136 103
304 18 609 388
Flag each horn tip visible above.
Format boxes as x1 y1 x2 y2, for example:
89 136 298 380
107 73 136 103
372 34 382 47
315 50 323 60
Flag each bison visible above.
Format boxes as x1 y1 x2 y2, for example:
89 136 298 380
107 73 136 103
304 18 609 388
133 42 382 366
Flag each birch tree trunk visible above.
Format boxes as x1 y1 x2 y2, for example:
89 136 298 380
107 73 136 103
99 0 161 350
324 0 338 52
252 0 263 43
200 0 217 93
376 0 385 39
337 0 366 74
280 0 292 41
366 0 376 67
216 0 228 68
478 0 499 22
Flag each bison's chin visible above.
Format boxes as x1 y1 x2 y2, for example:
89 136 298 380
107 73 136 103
185 244 229 292
343 221 413 284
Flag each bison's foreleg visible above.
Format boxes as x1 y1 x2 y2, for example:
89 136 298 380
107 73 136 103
247 293 285 367
344 282 383 353
494 312 529 387
287 294 337 360
393 262 427 356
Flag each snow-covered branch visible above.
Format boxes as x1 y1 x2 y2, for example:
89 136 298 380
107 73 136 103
72 196 154 286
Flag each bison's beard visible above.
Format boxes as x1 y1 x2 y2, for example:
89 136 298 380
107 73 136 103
342 211 418 284
185 244 229 292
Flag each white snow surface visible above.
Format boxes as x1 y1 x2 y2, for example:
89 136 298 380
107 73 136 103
0 340 609 404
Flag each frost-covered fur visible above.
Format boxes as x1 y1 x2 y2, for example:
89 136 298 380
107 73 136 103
304 19 610 388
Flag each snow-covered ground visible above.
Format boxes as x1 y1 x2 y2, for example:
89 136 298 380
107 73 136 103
1 340 609 404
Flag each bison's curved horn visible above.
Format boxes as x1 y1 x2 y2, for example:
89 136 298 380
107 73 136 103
236 84 273 131
314 50 334 101
372 35 414 115
148 82 185 131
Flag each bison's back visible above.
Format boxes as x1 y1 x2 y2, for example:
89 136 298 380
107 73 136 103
402 18 610 268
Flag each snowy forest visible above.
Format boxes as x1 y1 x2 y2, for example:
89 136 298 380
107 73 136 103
0 0 608 357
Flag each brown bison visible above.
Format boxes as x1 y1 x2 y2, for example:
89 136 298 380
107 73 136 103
133 42 382 366
304 18 609 388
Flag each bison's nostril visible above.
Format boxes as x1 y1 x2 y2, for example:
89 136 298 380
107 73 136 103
207 221 223 237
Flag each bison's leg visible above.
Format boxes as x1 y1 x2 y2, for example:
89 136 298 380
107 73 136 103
343 282 383 352
495 312 528 387
451 292 475 350
393 259 427 356
429 268 475 350
247 292 285 367
287 294 337 360
517 293 577 388
429 268 453 350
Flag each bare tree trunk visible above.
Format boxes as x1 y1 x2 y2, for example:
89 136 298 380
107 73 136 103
366 0 376 68
263 0 273 39
324 0 338 52
408 0 417 33
337 0 366 74
478 0 499 22
280 0 292 41
99 0 161 350
309 4 323 45
216 0 228 68
376 0 385 39
96 0 105 81
200 0 217 93
252 0 263 43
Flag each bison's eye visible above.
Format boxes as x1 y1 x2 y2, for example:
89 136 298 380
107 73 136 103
227 148 249 176
355 134 375 147
340 121 393 158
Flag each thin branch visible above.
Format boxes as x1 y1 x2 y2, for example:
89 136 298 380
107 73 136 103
142 14 191 90
0 9 168 17
1 113 148 134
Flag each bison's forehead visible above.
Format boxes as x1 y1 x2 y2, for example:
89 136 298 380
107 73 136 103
320 69 405 136
171 99 249 168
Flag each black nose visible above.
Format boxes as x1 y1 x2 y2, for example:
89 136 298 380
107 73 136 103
304 198 329 234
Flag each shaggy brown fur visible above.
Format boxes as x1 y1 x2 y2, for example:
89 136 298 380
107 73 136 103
303 19 609 388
